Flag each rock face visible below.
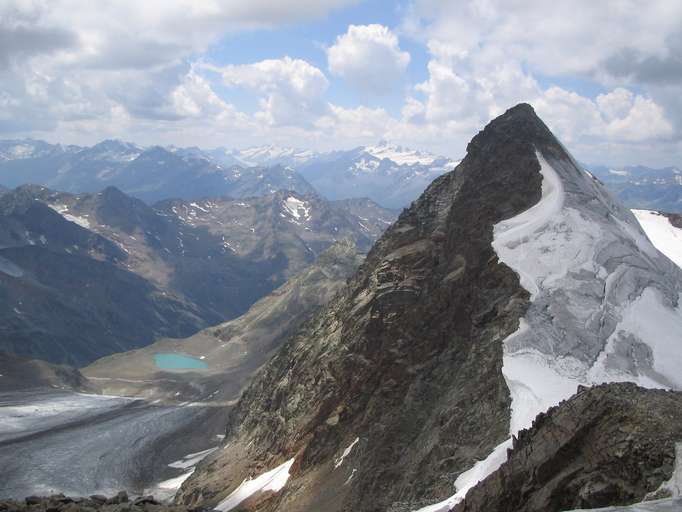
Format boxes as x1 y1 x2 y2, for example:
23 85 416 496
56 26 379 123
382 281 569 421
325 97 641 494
177 103 682 512
176 104 550 511
455 383 682 512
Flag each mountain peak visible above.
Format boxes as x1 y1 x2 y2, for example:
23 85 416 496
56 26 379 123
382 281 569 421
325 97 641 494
466 103 559 160
178 104 682 512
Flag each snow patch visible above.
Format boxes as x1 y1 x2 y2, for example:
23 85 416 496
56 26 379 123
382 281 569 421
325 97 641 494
283 196 310 222
633 210 682 270
334 437 359 469
168 447 218 470
48 204 91 228
215 458 295 511
156 468 195 491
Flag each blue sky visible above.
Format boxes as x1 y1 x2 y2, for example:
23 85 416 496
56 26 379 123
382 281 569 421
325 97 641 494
1 0 681 166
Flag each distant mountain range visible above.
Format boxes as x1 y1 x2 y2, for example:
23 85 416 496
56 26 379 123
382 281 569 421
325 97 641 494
0 139 458 208
2 139 681 212
0 139 316 204
0 184 396 366
587 164 682 213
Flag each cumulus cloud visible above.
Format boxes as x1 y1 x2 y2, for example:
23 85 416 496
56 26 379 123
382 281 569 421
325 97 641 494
396 0 681 164
0 0 354 139
0 0 680 167
405 0 682 80
212 57 330 127
327 24 410 94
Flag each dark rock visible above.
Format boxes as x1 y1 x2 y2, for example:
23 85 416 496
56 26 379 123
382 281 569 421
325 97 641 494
107 491 129 505
133 496 158 506
454 383 682 512
89 495 107 504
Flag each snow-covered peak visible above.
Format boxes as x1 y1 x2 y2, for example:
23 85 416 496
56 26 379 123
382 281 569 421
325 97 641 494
236 145 318 167
85 139 142 162
0 140 61 160
361 141 451 167
495 151 682 435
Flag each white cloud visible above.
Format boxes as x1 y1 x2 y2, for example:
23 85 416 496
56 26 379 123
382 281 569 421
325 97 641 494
0 0 354 137
405 0 682 81
396 0 681 165
327 24 410 94
0 0 680 168
321 104 397 140
599 93 674 142
212 57 330 127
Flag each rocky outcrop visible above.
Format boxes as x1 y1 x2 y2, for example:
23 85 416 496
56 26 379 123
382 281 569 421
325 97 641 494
176 104 559 511
0 492 193 512
455 383 682 512
663 212 682 229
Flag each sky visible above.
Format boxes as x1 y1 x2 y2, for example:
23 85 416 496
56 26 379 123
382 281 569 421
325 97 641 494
1 0 681 167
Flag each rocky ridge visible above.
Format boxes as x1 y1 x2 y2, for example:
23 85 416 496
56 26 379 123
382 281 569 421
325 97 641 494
176 104 548 511
455 383 682 512
0 185 392 365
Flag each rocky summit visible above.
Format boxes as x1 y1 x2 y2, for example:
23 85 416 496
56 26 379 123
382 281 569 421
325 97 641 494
175 104 682 512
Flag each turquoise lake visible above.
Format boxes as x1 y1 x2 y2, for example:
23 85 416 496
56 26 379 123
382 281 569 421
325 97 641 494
153 353 208 370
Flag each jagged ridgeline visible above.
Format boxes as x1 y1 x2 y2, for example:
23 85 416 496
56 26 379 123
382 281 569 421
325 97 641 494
177 104 682 512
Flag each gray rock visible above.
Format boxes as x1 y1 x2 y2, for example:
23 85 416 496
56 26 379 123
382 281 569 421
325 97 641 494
455 383 682 512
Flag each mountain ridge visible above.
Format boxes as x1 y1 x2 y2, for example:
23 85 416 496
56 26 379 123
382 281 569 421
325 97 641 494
0 185 394 365
176 104 682 512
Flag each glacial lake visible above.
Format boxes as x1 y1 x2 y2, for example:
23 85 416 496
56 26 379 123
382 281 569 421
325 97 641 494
153 353 208 370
